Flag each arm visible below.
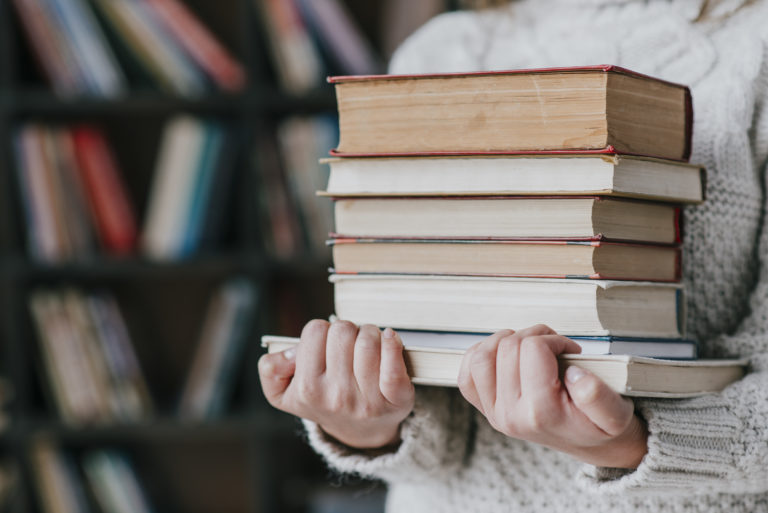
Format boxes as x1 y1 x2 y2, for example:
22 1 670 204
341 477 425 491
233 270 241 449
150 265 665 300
579 42 768 494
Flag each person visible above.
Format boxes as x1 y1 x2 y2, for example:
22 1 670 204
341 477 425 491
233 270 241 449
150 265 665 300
258 0 768 510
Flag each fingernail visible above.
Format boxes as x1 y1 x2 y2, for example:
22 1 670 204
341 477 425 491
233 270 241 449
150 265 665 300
282 348 296 361
383 327 396 339
566 365 586 383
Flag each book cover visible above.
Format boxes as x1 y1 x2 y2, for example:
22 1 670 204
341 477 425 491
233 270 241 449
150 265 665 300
329 65 692 161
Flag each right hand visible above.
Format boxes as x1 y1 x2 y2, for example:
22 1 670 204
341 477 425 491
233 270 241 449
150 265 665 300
258 319 416 449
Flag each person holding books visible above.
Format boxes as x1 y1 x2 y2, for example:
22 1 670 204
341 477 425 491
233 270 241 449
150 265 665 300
259 0 768 511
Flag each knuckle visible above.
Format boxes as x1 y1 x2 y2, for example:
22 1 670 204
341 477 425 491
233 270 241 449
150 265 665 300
329 320 358 340
531 323 555 335
301 319 329 340
356 325 381 345
576 377 604 406
325 387 353 413
501 409 520 436
295 378 319 405
380 368 408 390
257 354 273 375
526 402 554 432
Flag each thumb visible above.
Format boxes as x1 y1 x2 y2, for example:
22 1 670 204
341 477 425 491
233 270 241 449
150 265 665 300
258 348 297 408
379 328 415 407
564 365 635 436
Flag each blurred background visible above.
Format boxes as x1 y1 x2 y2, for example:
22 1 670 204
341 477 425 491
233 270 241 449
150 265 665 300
0 0 459 512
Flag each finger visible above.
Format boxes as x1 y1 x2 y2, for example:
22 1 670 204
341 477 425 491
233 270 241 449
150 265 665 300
353 324 382 400
514 323 558 338
458 330 512 413
325 320 358 378
379 328 414 407
564 365 635 436
296 319 329 378
518 335 579 407
496 334 522 401
258 348 297 409
469 336 504 416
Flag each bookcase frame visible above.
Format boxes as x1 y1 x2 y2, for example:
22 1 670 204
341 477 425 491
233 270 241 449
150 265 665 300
0 0 381 511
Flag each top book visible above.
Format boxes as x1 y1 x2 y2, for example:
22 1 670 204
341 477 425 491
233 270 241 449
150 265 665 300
330 65 692 161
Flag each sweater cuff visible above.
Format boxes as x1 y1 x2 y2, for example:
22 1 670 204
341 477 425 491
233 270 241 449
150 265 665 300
577 395 741 494
302 387 471 483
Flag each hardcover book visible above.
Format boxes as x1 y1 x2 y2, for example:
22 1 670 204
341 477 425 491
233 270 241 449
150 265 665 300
329 65 692 161
321 154 704 204
262 336 745 397
330 239 681 282
330 274 685 338
333 197 681 244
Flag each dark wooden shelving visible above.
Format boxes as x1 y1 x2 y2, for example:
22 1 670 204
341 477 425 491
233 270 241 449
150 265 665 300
0 0 448 511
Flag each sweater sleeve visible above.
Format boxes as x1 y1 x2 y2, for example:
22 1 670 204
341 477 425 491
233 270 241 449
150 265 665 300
578 37 768 495
303 386 474 483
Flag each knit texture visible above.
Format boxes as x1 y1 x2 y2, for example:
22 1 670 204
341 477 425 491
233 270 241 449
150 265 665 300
305 0 768 510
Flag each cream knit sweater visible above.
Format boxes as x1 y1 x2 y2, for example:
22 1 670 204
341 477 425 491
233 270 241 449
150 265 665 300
303 0 768 511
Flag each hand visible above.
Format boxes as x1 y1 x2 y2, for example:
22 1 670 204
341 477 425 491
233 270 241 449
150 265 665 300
258 320 415 449
458 325 648 468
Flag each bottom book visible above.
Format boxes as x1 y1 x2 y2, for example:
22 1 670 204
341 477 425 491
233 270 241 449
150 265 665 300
261 335 746 398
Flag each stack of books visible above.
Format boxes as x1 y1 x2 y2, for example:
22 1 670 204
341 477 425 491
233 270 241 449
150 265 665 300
264 65 746 398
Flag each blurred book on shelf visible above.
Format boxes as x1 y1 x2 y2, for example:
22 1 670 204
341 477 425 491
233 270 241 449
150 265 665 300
177 278 256 421
141 115 239 261
255 0 382 93
28 288 153 425
11 0 245 97
254 132 305 259
31 438 155 513
82 450 154 513
30 438 92 513
275 116 337 256
14 124 138 262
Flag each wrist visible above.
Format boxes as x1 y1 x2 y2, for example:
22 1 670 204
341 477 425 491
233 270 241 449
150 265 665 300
319 422 403 451
574 413 648 468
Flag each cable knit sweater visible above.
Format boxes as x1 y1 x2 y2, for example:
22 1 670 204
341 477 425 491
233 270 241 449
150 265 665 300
303 0 768 511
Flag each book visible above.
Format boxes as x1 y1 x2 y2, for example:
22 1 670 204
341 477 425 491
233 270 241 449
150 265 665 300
294 0 381 76
177 279 256 420
30 438 92 513
144 0 246 91
12 0 82 95
278 116 338 253
330 65 692 161
330 274 684 338
333 197 680 244
256 0 324 93
142 116 206 259
321 154 705 204
83 451 153 513
330 239 680 282
29 289 153 425
262 336 746 397
91 0 205 96
72 126 138 255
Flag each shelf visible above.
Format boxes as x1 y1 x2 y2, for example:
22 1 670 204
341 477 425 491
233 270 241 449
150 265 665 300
0 253 333 282
2 87 337 119
5 253 260 281
9 413 300 444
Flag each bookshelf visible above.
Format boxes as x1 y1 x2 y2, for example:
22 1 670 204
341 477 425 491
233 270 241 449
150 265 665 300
0 0 456 511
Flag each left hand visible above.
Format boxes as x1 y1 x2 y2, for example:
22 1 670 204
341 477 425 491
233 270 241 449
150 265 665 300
458 324 648 468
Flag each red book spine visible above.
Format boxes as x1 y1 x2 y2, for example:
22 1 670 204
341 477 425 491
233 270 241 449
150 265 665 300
71 127 138 255
144 0 246 91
